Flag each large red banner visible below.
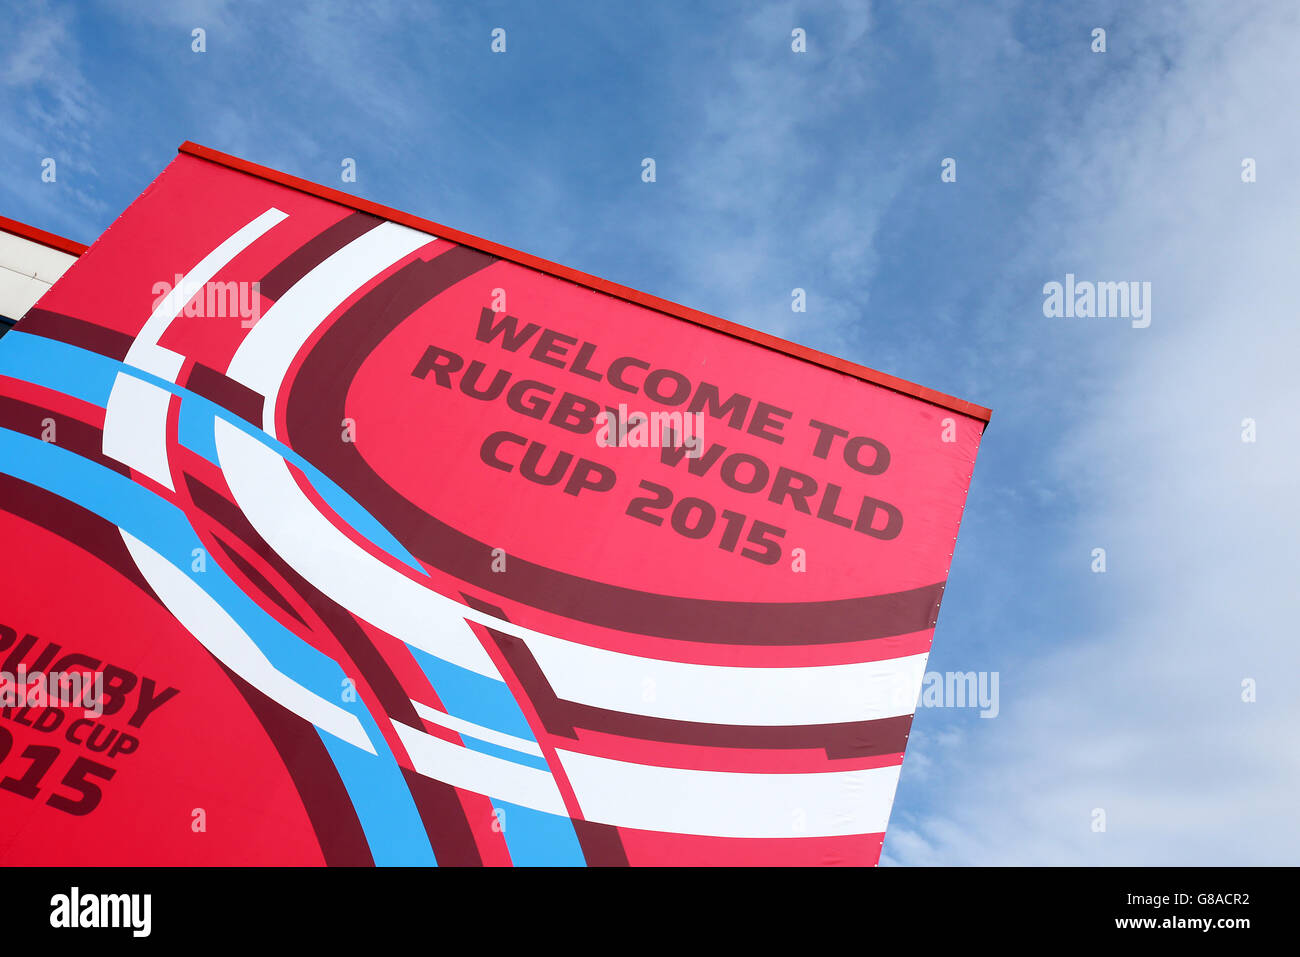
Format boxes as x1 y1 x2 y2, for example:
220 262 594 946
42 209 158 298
0 146 987 865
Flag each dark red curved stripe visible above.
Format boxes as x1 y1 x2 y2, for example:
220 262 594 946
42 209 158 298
258 211 383 301
211 533 309 627
0 473 158 601
0 423 372 863
283 244 945 645
0 475 373 864
571 821 629 867
399 768 483 866
213 661 375 867
0 394 128 476
14 308 134 360
182 474 418 724
485 618 912 760
181 472 483 864
458 594 628 868
184 362 265 426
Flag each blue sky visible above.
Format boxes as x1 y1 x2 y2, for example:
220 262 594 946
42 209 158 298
2 0 1297 864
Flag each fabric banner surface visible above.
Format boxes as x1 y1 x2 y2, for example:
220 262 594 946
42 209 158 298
0 149 986 865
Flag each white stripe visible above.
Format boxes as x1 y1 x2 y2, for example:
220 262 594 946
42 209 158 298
523 634 929 727
224 221 434 435
215 414 927 728
214 418 502 677
558 749 902 838
412 700 543 757
392 719 566 814
101 373 176 491
127 208 287 382
119 531 374 753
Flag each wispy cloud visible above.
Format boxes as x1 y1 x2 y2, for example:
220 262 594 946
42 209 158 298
887 0 1300 865
0 0 111 236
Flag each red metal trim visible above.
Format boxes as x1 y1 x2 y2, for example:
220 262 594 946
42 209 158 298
0 214 88 257
178 141 992 424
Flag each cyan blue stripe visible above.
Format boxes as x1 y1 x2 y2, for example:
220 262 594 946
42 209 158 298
0 329 119 405
410 645 537 743
0 425 437 865
0 330 427 576
460 736 550 771
0 426 333 698
178 396 220 465
320 707 438 866
493 800 586 866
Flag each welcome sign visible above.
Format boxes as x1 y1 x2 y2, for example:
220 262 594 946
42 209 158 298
0 144 988 865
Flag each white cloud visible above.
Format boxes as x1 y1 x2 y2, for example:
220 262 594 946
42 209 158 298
0 1 111 236
887 1 1300 865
